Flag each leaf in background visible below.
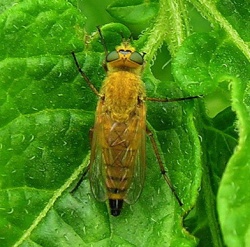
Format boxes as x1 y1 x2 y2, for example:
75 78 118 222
172 30 243 246
0 1 202 246
189 1 250 245
172 33 219 96
214 37 250 247
86 22 132 53
216 0 250 41
184 106 237 247
0 0 90 246
106 0 159 24
172 1 250 244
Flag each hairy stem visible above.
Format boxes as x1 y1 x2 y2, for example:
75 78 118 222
142 0 190 66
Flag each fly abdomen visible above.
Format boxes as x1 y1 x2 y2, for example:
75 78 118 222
109 199 123 216
107 175 128 182
103 147 136 200
105 166 131 197
107 187 127 194
105 167 131 215
102 122 140 215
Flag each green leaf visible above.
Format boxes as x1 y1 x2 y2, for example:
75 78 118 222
0 0 89 246
216 0 250 41
1 0 249 246
172 34 219 96
106 0 159 24
0 0 201 246
214 37 250 247
184 106 237 247
172 0 249 245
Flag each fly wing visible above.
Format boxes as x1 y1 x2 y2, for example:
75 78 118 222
124 103 146 204
89 103 108 202
89 101 146 204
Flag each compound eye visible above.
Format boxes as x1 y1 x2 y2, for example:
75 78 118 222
130 52 144 65
106 51 119 62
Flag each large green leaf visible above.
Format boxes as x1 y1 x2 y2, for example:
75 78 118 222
106 0 159 24
184 0 250 246
212 21 250 247
1 0 249 246
0 1 199 246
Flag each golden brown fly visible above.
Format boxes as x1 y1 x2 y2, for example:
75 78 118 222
72 30 199 216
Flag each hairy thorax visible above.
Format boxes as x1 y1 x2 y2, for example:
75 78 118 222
100 70 145 122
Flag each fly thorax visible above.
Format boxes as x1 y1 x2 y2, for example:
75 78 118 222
101 71 145 122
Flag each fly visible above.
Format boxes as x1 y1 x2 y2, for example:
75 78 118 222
72 29 199 216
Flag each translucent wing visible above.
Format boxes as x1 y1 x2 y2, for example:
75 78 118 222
89 101 146 204
124 104 146 204
89 103 108 202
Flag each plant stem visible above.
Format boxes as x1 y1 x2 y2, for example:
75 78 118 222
142 0 190 65
164 0 190 53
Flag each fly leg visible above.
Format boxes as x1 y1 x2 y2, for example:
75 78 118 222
71 52 103 98
145 94 201 205
146 126 183 206
70 128 93 194
145 95 202 102
70 164 90 194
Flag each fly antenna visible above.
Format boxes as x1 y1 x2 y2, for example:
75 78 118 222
97 26 108 56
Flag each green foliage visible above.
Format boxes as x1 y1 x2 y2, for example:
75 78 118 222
0 0 249 246
106 0 159 24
